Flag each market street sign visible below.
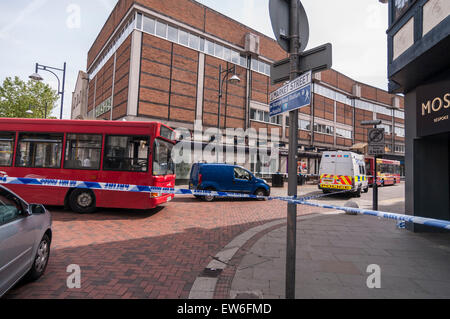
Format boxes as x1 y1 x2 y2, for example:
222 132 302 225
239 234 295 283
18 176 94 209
269 71 311 117
271 43 332 84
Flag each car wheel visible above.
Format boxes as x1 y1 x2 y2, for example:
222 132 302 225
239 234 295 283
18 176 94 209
363 186 369 193
69 189 96 213
353 187 361 198
202 188 216 202
25 234 51 282
254 188 267 200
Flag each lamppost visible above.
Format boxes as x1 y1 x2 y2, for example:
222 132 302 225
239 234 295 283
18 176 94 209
216 64 240 162
25 102 48 119
29 62 66 120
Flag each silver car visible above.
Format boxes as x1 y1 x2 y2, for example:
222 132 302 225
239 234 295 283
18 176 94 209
0 185 52 297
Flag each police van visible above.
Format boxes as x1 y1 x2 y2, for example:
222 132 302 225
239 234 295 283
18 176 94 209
318 151 369 197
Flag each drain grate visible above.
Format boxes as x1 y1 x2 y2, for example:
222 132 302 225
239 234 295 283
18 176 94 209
200 268 223 278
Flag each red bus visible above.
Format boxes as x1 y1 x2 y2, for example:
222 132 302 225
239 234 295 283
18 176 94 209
365 157 401 186
0 118 176 213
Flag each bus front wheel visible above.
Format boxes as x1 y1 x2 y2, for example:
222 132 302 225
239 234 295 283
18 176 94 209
69 189 97 214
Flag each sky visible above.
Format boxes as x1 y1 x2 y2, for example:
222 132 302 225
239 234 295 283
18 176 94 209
0 0 390 119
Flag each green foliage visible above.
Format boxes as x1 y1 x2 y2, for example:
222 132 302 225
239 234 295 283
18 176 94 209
0 76 59 118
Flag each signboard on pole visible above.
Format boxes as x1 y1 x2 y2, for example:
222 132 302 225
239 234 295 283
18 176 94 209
271 43 332 84
269 71 312 117
368 128 385 156
269 0 309 53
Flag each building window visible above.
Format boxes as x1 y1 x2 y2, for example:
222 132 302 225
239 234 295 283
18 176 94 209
16 133 63 168
240 55 248 68
299 120 311 131
395 144 405 153
314 84 336 101
143 16 155 34
136 13 143 30
223 47 231 62
314 123 334 135
394 110 404 119
379 124 392 135
205 40 215 55
64 134 102 170
250 109 281 125
179 30 189 46
167 25 178 42
336 128 352 139
395 126 405 137
214 43 224 59
231 50 240 64
188 34 200 50
0 132 15 167
155 21 167 38
103 135 149 172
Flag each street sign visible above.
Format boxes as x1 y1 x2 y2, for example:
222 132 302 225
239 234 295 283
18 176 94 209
271 43 333 84
368 128 385 146
269 71 312 117
368 128 385 156
368 145 385 156
269 0 309 53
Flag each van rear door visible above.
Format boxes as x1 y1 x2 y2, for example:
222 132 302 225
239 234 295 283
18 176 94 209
189 164 200 189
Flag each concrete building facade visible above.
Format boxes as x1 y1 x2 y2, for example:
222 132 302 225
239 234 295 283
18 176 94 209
70 71 89 120
76 0 406 180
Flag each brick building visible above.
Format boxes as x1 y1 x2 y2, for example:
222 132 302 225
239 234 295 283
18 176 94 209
73 0 406 179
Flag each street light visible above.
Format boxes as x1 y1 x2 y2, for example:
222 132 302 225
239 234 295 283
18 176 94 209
29 62 66 120
216 64 241 162
25 102 48 119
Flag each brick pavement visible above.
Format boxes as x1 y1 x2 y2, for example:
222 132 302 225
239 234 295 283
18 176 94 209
3 196 325 299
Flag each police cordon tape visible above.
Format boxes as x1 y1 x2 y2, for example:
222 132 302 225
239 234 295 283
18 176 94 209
0 175 348 202
285 199 450 230
1 176 449 231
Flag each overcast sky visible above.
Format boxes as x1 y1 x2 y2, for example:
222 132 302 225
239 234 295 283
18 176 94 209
0 0 389 119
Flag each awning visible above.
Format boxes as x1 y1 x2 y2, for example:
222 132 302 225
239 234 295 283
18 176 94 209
350 143 368 150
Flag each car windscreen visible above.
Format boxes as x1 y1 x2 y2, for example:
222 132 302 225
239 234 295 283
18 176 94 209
153 138 175 176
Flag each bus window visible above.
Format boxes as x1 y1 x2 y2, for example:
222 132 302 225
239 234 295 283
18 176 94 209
64 134 102 170
104 135 149 172
15 133 63 168
153 138 174 176
0 132 15 167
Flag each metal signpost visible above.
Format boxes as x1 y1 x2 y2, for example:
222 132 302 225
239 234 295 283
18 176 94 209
269 0 332 299
362 120 383 211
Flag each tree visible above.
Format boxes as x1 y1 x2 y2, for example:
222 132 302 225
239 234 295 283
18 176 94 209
0 76 59 118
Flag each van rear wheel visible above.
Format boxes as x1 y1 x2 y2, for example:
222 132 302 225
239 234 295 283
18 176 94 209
202 188 216 202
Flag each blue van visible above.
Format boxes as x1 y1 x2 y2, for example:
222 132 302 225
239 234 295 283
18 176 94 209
189 163 271 201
